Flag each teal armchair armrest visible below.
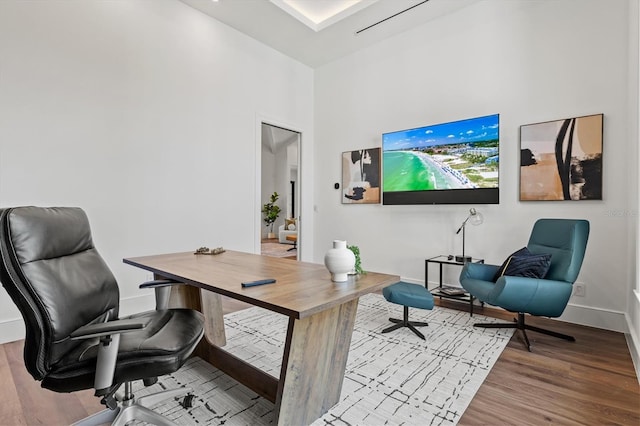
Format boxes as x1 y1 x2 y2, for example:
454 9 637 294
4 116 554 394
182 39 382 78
459 263 500 302
489 276 573 317
460 262 499 282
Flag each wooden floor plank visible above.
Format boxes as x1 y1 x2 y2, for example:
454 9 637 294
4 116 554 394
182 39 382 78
4 340 99 425
0 345 26 426
459 302 640 426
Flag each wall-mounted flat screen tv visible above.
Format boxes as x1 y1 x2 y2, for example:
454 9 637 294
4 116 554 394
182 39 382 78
382 114 500 205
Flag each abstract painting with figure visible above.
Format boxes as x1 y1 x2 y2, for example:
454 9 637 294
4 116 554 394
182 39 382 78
520 113 603 201
342 147 381 204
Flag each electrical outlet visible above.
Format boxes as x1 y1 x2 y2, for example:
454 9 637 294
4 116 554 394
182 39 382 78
574 283 585 297
144 272 154 282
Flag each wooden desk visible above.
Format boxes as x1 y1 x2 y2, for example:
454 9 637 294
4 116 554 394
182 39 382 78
124 250 399 425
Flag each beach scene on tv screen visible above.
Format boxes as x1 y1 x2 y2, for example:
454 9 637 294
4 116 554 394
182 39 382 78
382 114 499 192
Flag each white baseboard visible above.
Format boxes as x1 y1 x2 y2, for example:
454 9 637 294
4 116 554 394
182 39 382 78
419 276 629 333
561 302 628 333
0 317 25 345
626 289 640 384
0 293 156 345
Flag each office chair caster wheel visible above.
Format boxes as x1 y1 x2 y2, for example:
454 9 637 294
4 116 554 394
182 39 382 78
143 377 158 386
181 393 195 408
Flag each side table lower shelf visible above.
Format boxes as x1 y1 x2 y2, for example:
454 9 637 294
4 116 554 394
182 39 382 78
425 255 485 317
429 287 476 316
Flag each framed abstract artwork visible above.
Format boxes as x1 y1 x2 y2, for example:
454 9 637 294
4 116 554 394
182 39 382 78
519 113 603 201
342 147 381 204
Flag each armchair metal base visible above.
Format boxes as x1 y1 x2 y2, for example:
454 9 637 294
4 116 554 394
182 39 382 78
73 382 193 426
382 306 429 340
474 312 575 352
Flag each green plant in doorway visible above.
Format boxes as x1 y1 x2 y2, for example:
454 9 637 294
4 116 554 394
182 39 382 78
262 192 281 238
348 245 365 275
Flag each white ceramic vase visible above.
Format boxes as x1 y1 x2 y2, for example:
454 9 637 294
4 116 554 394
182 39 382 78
324 240 356 283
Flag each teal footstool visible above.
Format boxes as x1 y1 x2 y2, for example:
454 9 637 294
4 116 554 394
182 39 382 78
382 281 434 340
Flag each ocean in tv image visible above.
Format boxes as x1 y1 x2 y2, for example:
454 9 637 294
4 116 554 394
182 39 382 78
383 114 499 192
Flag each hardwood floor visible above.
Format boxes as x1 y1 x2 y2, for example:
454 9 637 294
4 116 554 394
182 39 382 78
454 300 640 425
1 297 638 425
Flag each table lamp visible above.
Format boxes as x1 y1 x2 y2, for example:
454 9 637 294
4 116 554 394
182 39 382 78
455 208 483 263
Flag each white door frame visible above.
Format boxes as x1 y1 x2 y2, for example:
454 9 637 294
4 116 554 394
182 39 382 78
255 114 303 258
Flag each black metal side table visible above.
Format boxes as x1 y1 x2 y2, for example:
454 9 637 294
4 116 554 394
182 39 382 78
425 255 484 316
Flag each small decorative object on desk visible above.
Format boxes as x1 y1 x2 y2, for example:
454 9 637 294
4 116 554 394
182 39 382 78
439 286 466 296
194 246 225 255
324 240 356 282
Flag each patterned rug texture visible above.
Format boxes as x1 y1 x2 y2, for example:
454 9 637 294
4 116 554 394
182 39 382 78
133 293 514 425
261 242 296 258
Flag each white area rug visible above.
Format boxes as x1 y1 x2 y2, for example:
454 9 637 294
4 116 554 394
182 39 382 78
134 294 513 425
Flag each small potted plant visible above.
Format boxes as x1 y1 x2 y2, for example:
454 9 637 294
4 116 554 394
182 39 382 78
348 244 365 276
262 191 281 239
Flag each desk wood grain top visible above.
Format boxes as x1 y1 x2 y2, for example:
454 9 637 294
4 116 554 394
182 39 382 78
124 250 399 319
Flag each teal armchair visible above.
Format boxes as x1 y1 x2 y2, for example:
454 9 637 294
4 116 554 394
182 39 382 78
460 219 589 351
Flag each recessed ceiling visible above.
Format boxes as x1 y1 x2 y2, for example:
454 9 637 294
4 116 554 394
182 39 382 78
179 0 480 68
269 0 380 32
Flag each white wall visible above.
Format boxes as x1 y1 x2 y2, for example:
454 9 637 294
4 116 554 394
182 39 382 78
314 0 632 333
0 0 313 342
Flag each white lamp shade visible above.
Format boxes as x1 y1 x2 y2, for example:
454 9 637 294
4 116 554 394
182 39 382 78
469 211 484 226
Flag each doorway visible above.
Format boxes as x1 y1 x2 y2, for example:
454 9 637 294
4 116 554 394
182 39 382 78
260 123 300 260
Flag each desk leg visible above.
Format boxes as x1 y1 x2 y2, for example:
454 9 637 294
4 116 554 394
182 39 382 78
200 290 226 346
168 285 226 346
275 298 359 426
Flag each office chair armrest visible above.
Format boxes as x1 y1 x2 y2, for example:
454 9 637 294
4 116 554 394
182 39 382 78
139 279 180 289
70 316 153 393
70 317 151 340
140 279 182 310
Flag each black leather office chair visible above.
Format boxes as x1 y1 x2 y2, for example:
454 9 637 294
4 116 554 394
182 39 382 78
0 206 205 426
